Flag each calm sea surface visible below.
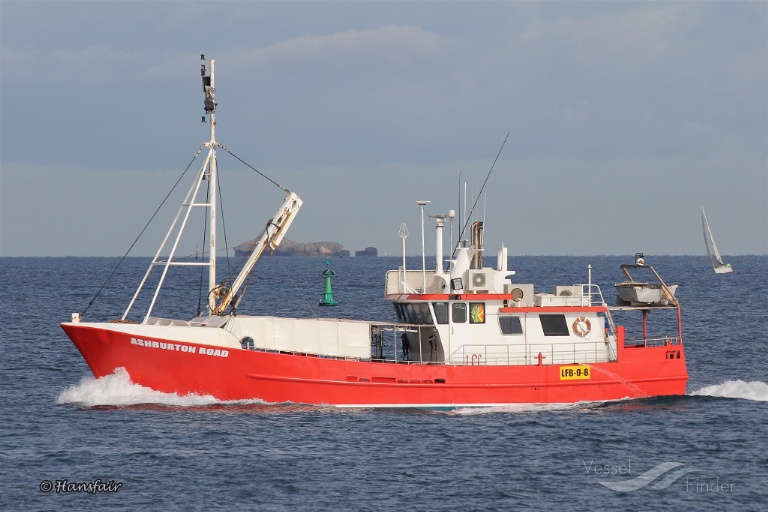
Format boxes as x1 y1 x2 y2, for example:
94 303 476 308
1 255 766 511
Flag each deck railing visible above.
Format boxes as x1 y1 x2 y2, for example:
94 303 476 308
624 336 681 348
448 341 616 366
369 323 622 367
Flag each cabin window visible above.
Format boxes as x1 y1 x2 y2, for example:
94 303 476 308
469 303 486 324
540 314 569 336
415 303 433 324
395 303 434 325
432 302 449 324
394 303 406 322
452 303 467 323
499 316 523 335
404 304 416 323
408 305 418 324
395 303 414 323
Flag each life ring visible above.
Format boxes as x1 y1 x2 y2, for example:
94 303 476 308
573 317 591 337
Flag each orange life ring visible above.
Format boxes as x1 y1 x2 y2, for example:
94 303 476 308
573 317 591 337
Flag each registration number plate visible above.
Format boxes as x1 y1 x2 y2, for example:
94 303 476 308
559 365 591 380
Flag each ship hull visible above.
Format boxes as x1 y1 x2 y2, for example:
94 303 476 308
62 323 687 408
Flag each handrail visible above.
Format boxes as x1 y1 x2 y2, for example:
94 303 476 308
448 340 616 366
624 336 681 348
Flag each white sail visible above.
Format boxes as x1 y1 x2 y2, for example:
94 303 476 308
701 207 733 274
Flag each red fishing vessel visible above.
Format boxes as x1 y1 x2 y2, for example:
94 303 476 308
61 57 688 408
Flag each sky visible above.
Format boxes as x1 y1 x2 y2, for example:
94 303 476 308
1 1 766 257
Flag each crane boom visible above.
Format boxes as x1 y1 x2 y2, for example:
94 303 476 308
212 191 303 314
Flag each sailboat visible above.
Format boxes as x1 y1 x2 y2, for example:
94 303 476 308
59 56 689 408
701 207 733 274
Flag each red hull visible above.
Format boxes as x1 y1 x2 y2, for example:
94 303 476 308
62 323 688 408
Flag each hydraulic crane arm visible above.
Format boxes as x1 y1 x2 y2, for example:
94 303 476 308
211 191 302 314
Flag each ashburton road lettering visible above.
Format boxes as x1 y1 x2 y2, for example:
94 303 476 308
130 338 229 358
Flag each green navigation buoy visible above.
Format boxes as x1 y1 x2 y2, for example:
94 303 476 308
319 259 338 306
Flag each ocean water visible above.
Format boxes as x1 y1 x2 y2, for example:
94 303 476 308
1 255 766 511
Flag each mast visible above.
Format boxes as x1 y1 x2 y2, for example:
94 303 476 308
122 55 302 321
202 57 218 311
123 56 221 321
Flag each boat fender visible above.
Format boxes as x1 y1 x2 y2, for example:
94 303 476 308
573 317 591 337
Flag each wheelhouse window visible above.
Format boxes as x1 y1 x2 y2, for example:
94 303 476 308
432 302 449 324
452 303 467 323
415 303 432 324
394 303 406 322
393 302 434 325
540 314 569 336
499 316 523 335
469 303 486 324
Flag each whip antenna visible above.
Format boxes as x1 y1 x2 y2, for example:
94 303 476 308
453 132 509 257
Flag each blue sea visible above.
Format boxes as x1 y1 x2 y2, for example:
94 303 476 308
1 255 766 511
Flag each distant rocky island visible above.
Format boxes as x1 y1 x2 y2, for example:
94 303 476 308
234 239 373 258
355 247 378 257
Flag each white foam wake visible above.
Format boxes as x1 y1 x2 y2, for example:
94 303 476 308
56 368 221 407
452 401 602 415
690 380 768 402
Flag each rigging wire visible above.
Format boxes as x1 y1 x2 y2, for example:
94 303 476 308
216 160 232 276
199 151 233 315
192 153 241 316
197 183 211 317
80 139 293 319
217 143 290 193
275 257 318 319
452 132 510 258
80 146 205 319
205 146 296 314
192 145 293 315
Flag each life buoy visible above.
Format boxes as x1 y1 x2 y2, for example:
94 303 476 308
573 317 591 337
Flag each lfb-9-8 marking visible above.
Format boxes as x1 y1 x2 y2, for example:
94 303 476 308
560 366 591 380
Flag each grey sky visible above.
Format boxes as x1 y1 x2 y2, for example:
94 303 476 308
1 1 766 257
